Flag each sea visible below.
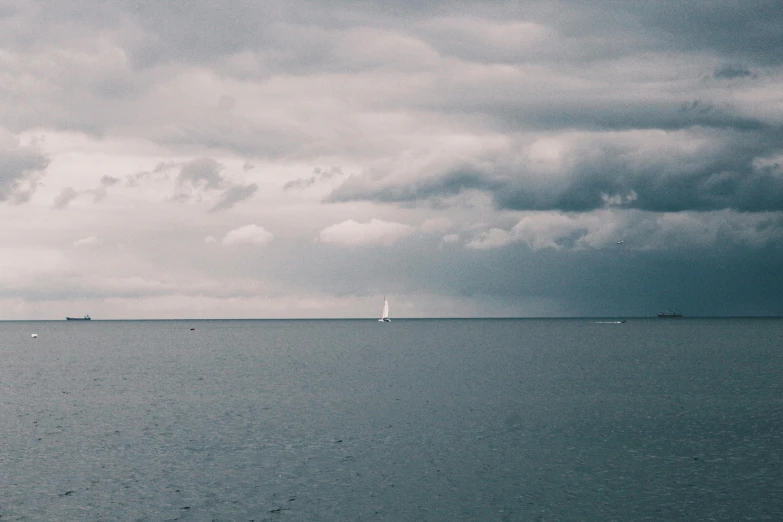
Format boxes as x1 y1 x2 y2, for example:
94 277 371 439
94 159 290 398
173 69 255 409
1 318 782 521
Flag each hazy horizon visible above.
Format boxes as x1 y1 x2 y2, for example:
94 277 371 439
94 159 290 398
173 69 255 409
6 315 783 322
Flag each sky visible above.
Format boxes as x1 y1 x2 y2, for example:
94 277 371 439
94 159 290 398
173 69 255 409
1 0 782 319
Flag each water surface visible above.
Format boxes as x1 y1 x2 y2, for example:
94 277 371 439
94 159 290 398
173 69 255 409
2 319 782 520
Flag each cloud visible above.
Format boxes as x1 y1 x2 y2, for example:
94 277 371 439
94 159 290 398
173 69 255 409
0 129 49 203
441 233 460 244
222 224 273 246
127 162 178 187
170 157 262 212
55 176 124 208
466 228 513 250
101 175 121 187
420 217 453 233
329 128 783 213
53 187 79 209
173 157 225 200
283 166 344 191
210 183 258 212
178 157 224 189
467 213 599 251
0 1 782 319
465 210 783 251
627 2 783 66
73 236 100 247
319 219 414 246
92 175 121 202
713 63 756 80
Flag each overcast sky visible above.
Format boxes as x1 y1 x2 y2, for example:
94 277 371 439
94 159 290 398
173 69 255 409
1 0 782 319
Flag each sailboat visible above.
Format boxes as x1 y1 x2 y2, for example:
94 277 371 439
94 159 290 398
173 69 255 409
378 297 391 322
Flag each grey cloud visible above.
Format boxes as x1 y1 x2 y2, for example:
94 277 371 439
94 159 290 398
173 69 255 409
126 162 178 187
329 127 783 213
329 167 496 204
171 157 227 203
100 175 121 187
152 2 782 69
500 134 783 213
176 157 225 191
0 138 49 203
11 178 40 204
713 63 756 80
3 1 782 319
210 183 258 212
91 175 121 202
426 90 770 135
628 1 783 66
53 187 78 209
2 0 779 158
283 166 344 191
500 139 783 213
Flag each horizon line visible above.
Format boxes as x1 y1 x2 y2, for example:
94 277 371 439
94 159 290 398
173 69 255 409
2 315 783 321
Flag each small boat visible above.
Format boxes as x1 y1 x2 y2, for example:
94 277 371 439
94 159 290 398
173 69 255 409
657 308 683 318
378 297 391 323
66 315 91 321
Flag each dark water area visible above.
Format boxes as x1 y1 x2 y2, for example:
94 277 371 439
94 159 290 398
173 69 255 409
1 318 782 520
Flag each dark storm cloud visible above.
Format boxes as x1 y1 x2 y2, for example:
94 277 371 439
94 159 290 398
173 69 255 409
455 240 783 317
23 0 775 79
499 131 783 213
479 99 770 134
625 1 783 66
210 183 258 212
330 127 783 213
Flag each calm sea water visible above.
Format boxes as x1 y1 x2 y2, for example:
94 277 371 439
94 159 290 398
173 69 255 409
1 318 782 521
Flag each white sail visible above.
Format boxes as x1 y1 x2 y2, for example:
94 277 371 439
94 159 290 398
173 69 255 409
379 297 390 322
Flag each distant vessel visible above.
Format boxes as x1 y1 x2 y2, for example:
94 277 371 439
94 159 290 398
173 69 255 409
66 315 91 321
378 297 390 323
657 308 683 318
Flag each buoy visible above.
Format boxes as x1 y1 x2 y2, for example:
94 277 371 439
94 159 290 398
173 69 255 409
31 333 38 338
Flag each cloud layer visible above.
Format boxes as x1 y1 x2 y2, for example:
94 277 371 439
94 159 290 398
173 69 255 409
0 1 781 318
